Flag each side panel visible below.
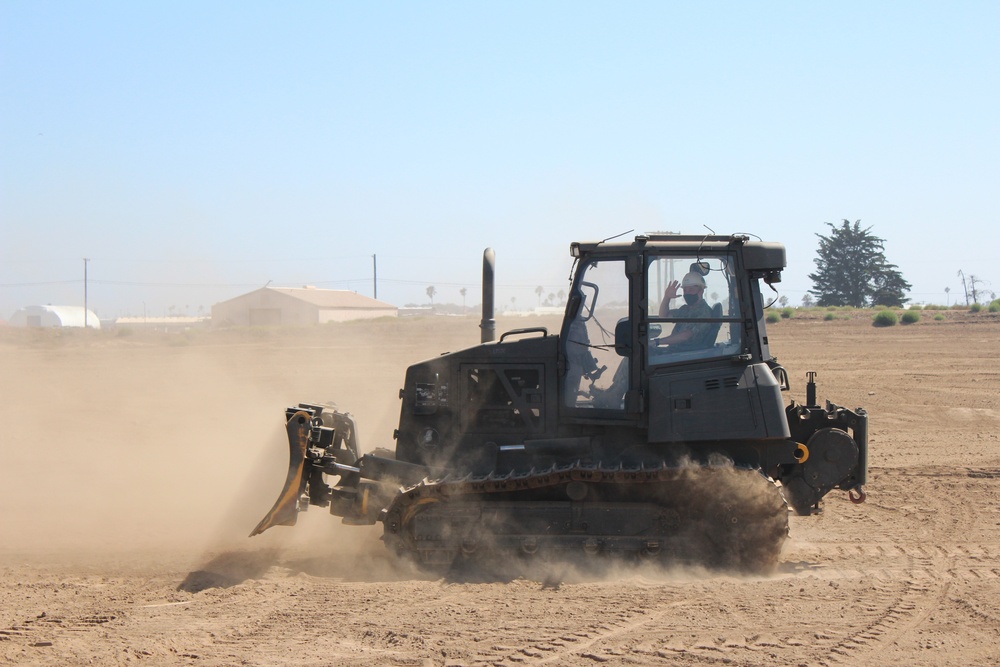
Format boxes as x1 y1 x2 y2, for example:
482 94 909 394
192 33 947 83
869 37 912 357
395 335 561 471
647 363 789 443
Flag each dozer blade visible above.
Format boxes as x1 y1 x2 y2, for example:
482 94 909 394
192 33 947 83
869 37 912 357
249 410 313 537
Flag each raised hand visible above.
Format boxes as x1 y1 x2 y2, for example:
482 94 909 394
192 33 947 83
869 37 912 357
664 280 680 301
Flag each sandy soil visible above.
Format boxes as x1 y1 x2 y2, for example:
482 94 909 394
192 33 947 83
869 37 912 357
2 311 999 666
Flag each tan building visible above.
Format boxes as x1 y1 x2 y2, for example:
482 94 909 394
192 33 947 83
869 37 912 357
211 287 397 327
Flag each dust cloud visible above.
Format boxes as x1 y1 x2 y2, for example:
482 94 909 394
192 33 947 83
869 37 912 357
0 326 407 570
0 320 786 583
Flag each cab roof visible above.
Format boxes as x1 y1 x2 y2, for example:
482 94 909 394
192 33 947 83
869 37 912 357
570 234 786 272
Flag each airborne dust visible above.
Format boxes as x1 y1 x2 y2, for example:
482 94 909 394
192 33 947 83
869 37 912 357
0 324 411 572
0 317 779 585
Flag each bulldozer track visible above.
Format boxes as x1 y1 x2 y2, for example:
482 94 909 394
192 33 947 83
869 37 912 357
381 461 790 574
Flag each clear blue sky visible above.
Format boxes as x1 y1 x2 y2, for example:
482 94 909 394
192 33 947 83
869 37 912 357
2 1 997 319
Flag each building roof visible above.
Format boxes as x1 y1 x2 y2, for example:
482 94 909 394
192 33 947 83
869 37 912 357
267 287 396 310
13 305 101 329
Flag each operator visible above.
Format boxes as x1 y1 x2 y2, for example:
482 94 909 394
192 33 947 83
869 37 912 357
564 296 603 404
654 271 714 349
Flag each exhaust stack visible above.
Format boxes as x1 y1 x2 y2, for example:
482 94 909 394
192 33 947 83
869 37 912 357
480 248 496 343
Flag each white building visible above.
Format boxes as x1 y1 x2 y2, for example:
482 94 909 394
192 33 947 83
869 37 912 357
10 305 102 329
113 316 209 332
211 287 397 327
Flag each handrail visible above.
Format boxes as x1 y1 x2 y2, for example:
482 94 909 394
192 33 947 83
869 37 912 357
498 327 549 343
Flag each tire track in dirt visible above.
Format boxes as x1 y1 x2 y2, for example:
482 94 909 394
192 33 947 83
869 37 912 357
0 613 117 646
816 547 953 666
488 598 692 666
652 471 997 666
809 465 995 666
612 548 963 666
200 578 432 664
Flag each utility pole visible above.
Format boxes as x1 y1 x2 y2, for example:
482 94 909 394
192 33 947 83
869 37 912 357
372 254 377 300
83 258 89 328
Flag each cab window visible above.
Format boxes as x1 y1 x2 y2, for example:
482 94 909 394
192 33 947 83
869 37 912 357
647 255 742 365
562 259 629 410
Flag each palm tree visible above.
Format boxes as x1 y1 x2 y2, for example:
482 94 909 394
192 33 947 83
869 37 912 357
459 287 467 312
426 285 436 304
535 286 544 305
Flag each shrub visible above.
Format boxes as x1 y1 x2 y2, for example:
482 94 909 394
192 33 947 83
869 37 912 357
934 314 945 321
766 312 781 323
873 310 898 327
908 304 923 311
780 307 794 319
823 312 836 321
900 310 920 324
990 299 1000 313
970 303 983 313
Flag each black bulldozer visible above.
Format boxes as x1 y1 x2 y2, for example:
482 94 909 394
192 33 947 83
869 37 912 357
252 234 868 573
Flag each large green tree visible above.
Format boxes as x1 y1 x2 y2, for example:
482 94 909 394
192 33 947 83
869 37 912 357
808 220 911 307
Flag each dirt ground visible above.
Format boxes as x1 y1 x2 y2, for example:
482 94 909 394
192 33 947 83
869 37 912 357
2 310 999 666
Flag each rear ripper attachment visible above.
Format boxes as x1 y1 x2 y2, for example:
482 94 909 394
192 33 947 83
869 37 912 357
780 372 868 516
250 403 432 537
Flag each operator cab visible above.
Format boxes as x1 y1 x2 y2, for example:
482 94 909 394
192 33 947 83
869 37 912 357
559 235 784 431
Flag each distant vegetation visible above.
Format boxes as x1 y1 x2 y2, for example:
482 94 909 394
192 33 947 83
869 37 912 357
808 220 911 308
770 303 999 324
873 310 898 327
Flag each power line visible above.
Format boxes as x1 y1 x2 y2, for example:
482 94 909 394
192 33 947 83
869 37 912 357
92 280 270 288
0 280 80 287
1 276 575 290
